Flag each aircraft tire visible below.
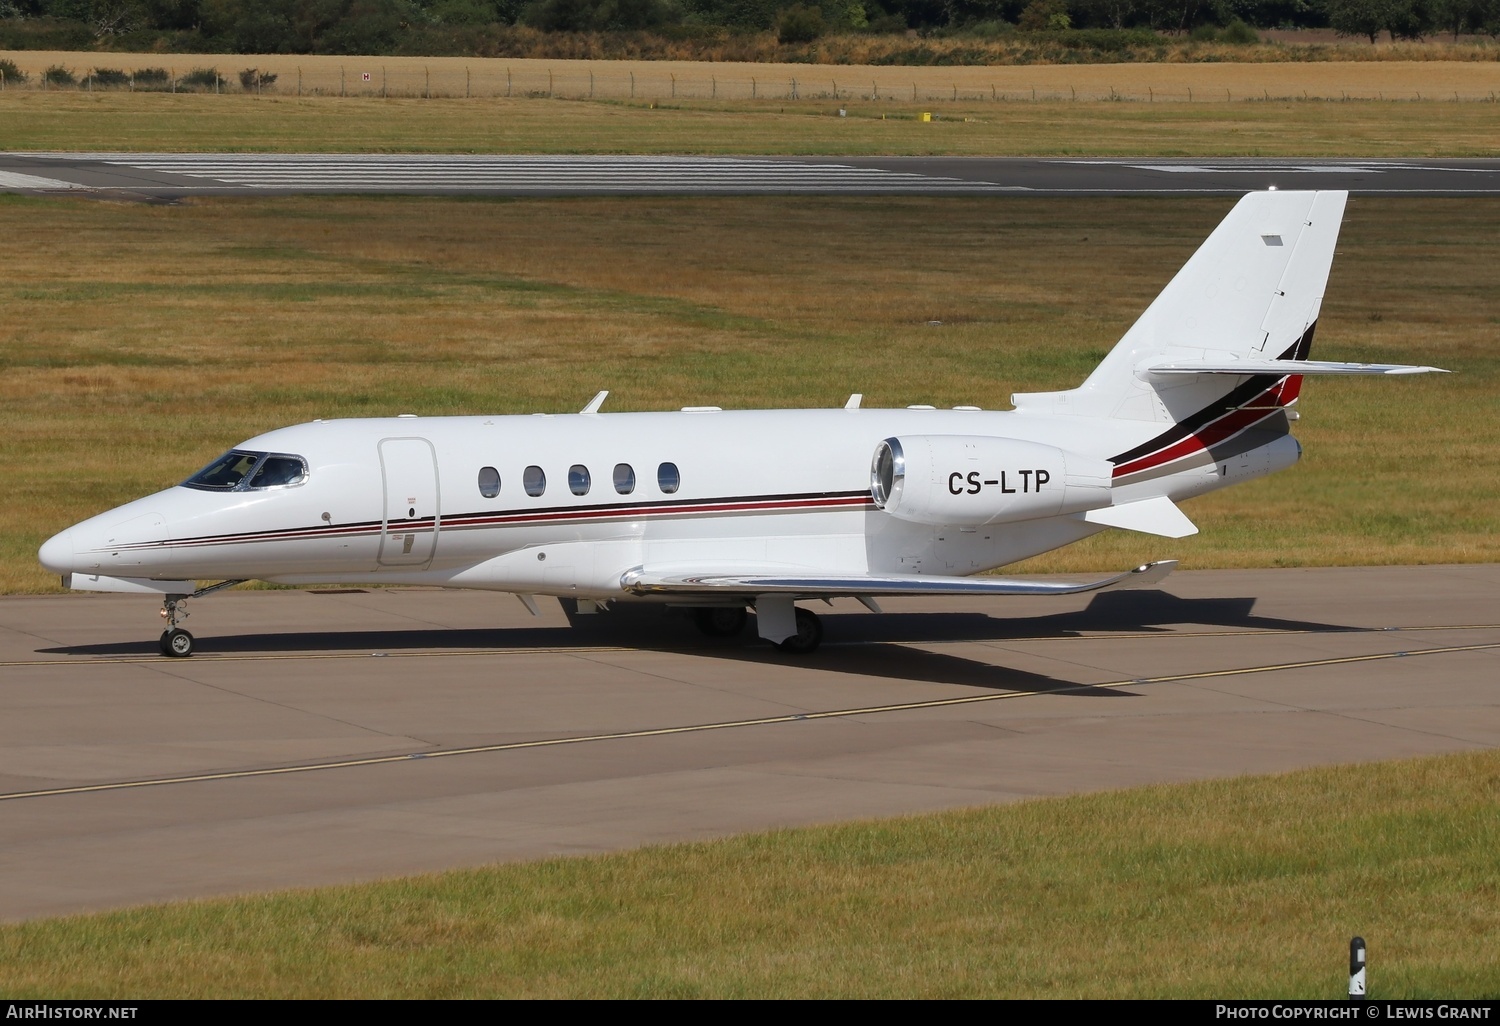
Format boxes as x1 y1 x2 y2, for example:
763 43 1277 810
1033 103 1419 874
163 628 195 658
776 608 823 655
694 606 748 637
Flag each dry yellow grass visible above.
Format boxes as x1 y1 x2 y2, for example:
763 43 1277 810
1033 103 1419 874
8 49 1500 102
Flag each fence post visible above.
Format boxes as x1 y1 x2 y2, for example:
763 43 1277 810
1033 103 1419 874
341 67 345 97
382 67 386 99
912 82 916 101
425 67 430 99
630 71 634 98
711 76 715 99
832 79 837 99
298 68 301 96
507 68 512 98
670 73 675 99
547 69 552 98
87 72 91 92
791 77 796 100
1 68 5 92
872 80 877 100
752 77 756 100
466 67 470 98
590 70 594 98
171 68 176 93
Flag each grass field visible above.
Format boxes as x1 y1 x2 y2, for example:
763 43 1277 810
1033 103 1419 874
5 88 1500 157
3 747 1497 998
1 192 1491 594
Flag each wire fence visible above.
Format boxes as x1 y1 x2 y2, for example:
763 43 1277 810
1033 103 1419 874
3 59 1499 104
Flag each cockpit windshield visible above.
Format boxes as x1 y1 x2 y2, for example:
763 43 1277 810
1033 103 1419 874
183 450 307 492
184 450 261 490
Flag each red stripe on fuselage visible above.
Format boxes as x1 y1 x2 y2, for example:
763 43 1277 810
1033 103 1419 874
1112 381 1288 479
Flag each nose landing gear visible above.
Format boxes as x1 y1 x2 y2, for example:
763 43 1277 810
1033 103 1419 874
154 580 247 658
160 626 194 657
158 594 194 657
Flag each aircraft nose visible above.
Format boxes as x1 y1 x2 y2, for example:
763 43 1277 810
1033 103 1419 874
38 528 75 575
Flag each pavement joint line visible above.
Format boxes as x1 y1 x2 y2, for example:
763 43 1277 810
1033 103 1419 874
6 623 1498 670
2 639 1496 805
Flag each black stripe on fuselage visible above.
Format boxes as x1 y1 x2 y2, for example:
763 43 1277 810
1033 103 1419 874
1107 325 1314 467
142 488 873 550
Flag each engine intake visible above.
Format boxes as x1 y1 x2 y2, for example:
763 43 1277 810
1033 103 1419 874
871 435 1113 527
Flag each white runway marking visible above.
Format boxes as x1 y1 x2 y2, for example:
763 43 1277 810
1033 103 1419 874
93 153 1015 193
0 169 87 190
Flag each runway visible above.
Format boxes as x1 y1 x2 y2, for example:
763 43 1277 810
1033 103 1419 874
4 153 1500 198
2 563 1496 922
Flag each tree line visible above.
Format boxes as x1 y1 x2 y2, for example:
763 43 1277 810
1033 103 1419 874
2 0 1496 53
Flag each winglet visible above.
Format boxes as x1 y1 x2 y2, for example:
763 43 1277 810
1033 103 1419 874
844 393 863 410
580 391 608 415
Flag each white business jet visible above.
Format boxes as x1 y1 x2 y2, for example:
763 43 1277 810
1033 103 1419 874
39 190 1444 657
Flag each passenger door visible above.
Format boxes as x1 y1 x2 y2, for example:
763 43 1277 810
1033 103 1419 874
378 437 440 568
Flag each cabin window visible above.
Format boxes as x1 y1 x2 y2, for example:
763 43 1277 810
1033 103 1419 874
183 450 262 491
613 463 635 495
569 464 591 496
657 462 680 495
247 455 307 489
477 466 501 499
523 465 546 497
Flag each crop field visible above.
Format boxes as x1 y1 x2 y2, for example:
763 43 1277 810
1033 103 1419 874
3 747 1497 998
1 192 1492 594
9 50 1500 103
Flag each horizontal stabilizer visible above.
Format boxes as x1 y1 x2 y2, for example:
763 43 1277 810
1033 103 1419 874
1082 496 1199 538
1139 359 1448 380
620 560 1176 599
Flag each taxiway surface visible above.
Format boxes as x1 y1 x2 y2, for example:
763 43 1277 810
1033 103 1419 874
2 563 1497 922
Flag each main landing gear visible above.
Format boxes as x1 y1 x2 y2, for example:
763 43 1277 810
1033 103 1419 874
691 603 824 654
156 580 246 658
693 606 749 638
776 607 823 655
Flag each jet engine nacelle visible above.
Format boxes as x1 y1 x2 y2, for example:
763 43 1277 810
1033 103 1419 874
870 435 1113 527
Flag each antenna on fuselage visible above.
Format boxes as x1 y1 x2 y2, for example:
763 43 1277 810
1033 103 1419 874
580 391 609 414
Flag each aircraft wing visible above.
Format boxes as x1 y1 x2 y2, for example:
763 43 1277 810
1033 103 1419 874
620 560 1176 598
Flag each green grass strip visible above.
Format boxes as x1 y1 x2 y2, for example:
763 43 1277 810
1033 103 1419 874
2 748 1498 998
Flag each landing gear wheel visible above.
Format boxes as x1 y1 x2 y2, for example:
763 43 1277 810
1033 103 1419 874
161 628 195 658
694 606 748 638
776 608 823 655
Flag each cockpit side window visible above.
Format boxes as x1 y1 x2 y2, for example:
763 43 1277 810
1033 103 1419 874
183 450 263 491
247 455 308 489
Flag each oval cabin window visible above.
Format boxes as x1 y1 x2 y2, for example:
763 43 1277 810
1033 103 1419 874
523 465 546 497
657 462 680 495
569 464 591 496
613 463 635 495
477 466 500 499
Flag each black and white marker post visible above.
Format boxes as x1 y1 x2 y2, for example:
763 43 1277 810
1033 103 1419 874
1349 936 1367 1000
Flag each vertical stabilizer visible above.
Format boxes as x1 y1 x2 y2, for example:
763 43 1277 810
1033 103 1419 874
1012 190 1347 424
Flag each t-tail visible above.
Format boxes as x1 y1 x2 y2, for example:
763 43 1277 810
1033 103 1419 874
1012 190 1446 493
